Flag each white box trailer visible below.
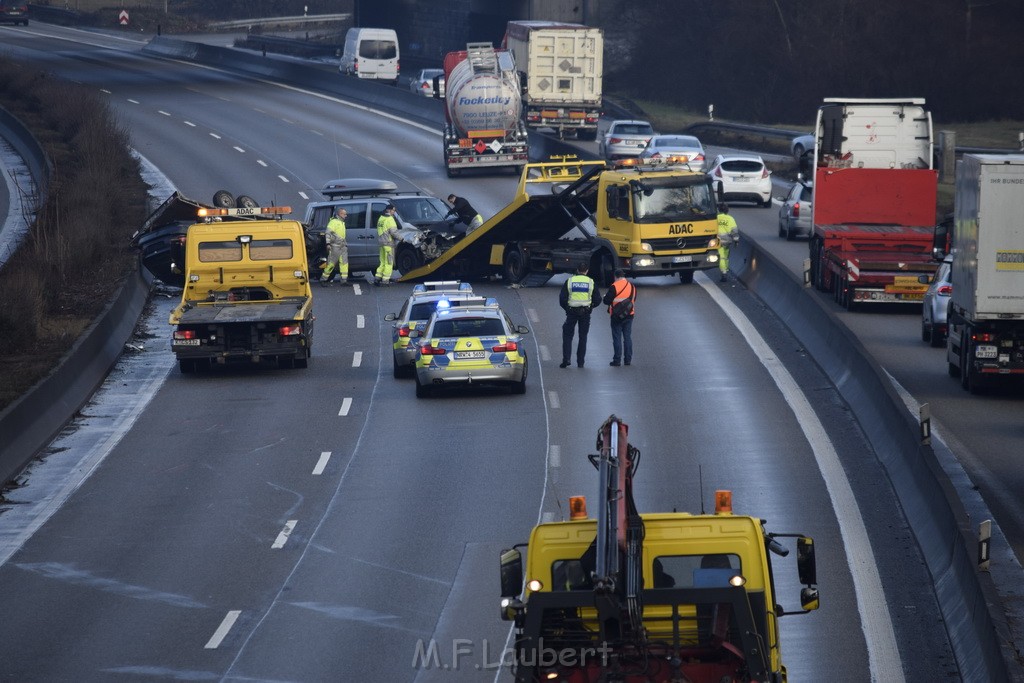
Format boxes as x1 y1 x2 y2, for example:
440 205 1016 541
946 153 1024 391
503 20 603 140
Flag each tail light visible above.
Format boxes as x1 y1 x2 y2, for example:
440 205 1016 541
420 344 447 355
585 115 599 123
693 153 705 164
761 167 770 179
398 325 410 337
609 137 622 144
492 341 518 353
714 167 723 178
420 82 430 90
937 284 952 296
279 325 301 336
173 330 196 340
650 152 662 159
792 202 800 218
973 332 995 342
527 112 540 122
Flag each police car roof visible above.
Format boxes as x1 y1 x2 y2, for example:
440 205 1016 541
413 281 472 293
435 297 500 313
320 178 399 199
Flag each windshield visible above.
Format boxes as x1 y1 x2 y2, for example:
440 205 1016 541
633 179 717 223
392 197 449 224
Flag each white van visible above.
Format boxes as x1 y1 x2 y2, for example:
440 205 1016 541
340 28 399 85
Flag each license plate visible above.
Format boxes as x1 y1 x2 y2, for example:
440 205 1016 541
174 339 201 346
672 255 693 263
901 293 924 301
976 345 998 359
733 177 749 183
455 350 485 359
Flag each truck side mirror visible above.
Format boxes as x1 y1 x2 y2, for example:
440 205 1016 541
500 548 524 598
800 586 820 612
797 536 817 586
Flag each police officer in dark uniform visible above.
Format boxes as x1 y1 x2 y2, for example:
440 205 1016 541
559 263 601 368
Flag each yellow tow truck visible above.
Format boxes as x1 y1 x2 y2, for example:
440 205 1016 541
499 416 819 682
399 156 721 286
168 205 314 373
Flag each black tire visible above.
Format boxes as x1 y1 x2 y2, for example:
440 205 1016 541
236 195 259 209
446 166 459 178
960 336 971 390
295 355 308 369
929 328 945 348
778 221 786 238
212 190 235 208
843 283 855 311
594 253 615 287
395 246 423 275
279 355 295 370
762 196 772 208
921 320 931 343
808 239 819 287
510 358 528 394
503 248 529 284
577 128 598 142
393 359 413 379
415 376 431 398
178 359 195 374
678 270 694 284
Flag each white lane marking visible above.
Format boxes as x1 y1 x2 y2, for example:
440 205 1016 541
549 445 561 468
353 284 363 296
209 132 221 139
278 175 290 183
100 88 111 94
697 270 904 682
158 110 170 116
547 391 560 409
311 129 324 136
184 121 196 127
299 191 309 200
352 351 362 368
233 146 245 153
205 610 241 649
127 98 139 104
281 117 294 124
541 511 555 523
338 397 353 416
257 160 267 167
527 308 540 323
539 345 551 362
312 451 331 476
356 314 365 328
253 107 266 114
271 520 297 549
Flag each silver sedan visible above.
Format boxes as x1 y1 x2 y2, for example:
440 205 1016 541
639 134 706 171
777 181 813 240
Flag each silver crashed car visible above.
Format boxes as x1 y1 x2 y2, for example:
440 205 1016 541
777 180 813 240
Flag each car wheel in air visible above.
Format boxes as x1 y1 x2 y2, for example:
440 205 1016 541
236 195 259 209
212 190 235 208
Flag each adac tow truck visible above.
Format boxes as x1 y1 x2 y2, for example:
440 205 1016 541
399 156 721 287
499 416 819 683
168 204 314 372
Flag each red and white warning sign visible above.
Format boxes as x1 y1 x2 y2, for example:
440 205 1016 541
118 10 129 26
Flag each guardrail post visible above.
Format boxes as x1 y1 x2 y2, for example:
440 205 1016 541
919 402 931 446
979 519 991 572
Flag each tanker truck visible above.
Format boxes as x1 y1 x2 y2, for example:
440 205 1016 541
442 42 530 178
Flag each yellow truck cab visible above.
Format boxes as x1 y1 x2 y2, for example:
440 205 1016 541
169 206 314 373
500 417 819 683
399 157 721 286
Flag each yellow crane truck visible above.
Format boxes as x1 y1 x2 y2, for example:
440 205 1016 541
168 205 314 373
399 156 722 286
499 416 819 682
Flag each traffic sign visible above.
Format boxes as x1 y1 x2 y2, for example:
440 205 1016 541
119 10 129 26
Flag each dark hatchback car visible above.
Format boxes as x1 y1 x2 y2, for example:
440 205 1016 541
0 3 29 25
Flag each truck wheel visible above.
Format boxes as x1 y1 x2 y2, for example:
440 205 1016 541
504 249 529 283
178 359 195 374
212 190 235 208
236 195 259 209
808 240 819 286
446 167 459 178
594 254 615 287
577 128 597 142
960 338 971 390
396 246 423 275
678 270 694 284
294 356 308 369
843 284 856 311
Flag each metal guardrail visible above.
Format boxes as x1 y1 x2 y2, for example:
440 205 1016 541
207 13 350 30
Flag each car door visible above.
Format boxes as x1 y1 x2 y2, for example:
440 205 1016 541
344 201 375 270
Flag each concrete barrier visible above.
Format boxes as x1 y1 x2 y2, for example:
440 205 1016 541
731 238 1021 681
0 267 152 486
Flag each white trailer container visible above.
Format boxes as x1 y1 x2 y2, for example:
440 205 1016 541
503 20 603 140
946 153 1024 392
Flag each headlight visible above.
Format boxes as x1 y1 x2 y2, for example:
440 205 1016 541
640 242 653 252
634 256 655 267
709 237 721 248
